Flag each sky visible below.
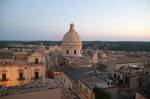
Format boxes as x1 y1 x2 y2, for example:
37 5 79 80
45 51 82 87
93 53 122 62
0 0 150 41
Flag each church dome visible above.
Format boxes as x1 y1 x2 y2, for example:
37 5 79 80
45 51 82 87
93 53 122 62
63 23 82 46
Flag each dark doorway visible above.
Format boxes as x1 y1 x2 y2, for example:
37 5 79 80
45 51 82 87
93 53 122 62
74 50 76 55
35 72 39 79
35 58 39 64
19 73 24 80
66 50 69 55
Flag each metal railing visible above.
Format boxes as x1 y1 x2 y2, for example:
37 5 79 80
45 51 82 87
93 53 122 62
0 78 9 81
17 77 25 81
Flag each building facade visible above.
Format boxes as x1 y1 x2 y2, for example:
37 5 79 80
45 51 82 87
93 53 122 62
0 51 45 87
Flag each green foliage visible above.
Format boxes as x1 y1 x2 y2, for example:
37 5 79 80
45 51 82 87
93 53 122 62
1 41 150 51
83 41 150 51
93 87 111 99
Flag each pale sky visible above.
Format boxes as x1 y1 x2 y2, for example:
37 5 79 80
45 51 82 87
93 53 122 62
0 0 150 41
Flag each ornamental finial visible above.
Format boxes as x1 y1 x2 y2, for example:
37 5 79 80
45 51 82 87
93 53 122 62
69 23 75 31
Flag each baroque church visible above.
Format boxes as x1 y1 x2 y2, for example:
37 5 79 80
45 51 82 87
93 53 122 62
0 23 93 87
47 23 92 73
62 23 82 57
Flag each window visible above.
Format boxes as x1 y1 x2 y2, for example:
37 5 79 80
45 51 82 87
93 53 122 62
146 71 149 74
74 50 76 55
35 72 39 79
66 50 69 55
35 58 39 64
114 73 116 79
19 73 24 80
2 74 6 81
107 82 110 85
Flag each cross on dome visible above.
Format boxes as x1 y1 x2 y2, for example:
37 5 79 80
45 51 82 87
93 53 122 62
69 23 75 31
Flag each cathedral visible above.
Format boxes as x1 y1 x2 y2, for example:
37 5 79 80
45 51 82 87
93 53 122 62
60 23 92 67
47 23 92 73
62 23 82 57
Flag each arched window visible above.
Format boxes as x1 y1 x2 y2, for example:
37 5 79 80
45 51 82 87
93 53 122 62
66 50 69 55
35 58 39 64
74 50 76 55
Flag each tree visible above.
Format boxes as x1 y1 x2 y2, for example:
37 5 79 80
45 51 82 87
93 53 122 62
93 87 111 99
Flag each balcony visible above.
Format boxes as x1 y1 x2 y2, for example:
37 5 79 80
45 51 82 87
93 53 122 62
0 78 9 81
31 77 42 80
29 62 45 65
17 77 25 81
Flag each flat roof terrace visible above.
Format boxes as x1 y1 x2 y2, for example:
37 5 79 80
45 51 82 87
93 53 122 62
0 79 61 97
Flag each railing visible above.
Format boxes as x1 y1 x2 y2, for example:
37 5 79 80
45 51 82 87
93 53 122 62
17 77 25 81
31 77 42 80
29 62 45 65
0 78 9 81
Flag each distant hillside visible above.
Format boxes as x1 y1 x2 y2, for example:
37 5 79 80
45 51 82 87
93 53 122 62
83 41 150 51
0 41 150 51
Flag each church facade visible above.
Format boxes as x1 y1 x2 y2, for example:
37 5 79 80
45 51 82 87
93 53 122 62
0 50 46 87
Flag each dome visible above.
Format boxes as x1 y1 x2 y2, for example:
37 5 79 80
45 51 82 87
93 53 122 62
63 23 82 46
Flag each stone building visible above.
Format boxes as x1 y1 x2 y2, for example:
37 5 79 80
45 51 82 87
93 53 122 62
0 79 61 99
107 58 149 71
92 51 98 64
0 50 46 87
62 23 82 57
77 76 118 99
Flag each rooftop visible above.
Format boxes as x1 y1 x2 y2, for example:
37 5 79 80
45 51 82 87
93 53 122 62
109 58 150 64
13 52 29 64
80 76 114 90
0 79 61 97
64 67 93 81
0 51 13 59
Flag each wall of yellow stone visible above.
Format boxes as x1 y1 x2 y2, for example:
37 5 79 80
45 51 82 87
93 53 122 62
0 51 45 87
0 64 45 86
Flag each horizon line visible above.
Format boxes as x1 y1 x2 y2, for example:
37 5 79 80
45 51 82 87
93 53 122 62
0 40 150 42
